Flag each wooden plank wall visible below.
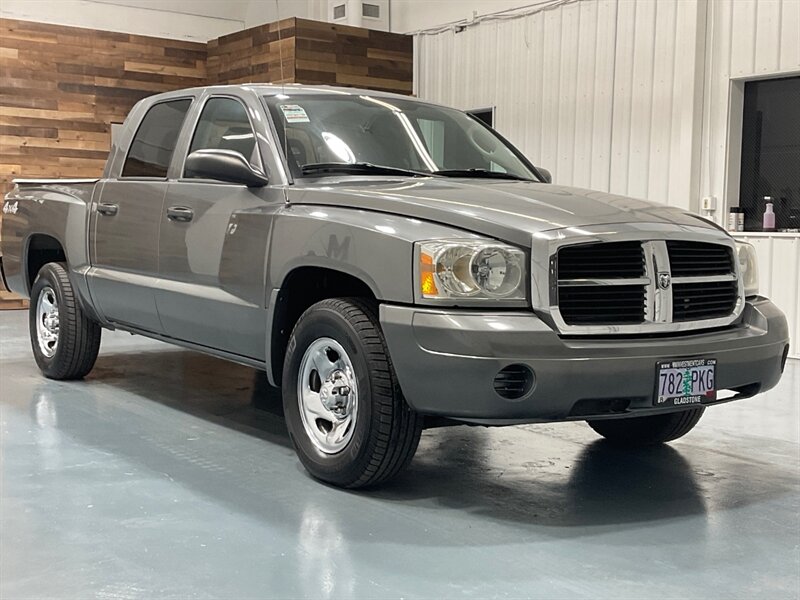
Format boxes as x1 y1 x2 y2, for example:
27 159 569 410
206 18 413 94
207 18 297 85
0 18 207 192
293 18 413 95
1 17 412 197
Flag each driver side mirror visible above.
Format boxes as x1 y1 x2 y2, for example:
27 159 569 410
185 149 269 187
537 167 552 184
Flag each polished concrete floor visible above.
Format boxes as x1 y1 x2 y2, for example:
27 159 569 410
1 310 798 600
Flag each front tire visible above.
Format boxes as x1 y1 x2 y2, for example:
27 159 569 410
587 408 705 446
282 298 423 488
29 262 101 380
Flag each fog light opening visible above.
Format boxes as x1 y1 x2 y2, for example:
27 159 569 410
493 364 535 400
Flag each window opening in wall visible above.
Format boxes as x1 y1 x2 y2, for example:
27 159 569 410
468 108 494 128
738 76 800 232
362 3 380 18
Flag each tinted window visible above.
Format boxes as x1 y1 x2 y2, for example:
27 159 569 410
185 97 259 177
122 99 192 178
739 76 800 231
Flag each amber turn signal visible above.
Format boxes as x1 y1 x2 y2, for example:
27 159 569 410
420 252 439 296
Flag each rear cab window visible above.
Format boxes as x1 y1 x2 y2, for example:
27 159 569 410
121 99 192 178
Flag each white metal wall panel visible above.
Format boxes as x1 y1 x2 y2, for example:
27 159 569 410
588 0 618 191
699 0 800 355
415 0 703 210
700 0 800 212
735 235 800 359
780 0 800 72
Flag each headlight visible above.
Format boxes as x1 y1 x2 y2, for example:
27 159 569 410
736 241 759 297
416 239 527 304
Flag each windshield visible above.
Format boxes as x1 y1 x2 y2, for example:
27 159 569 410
263 94 541 181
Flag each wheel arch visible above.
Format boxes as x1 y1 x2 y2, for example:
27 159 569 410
267 265 378 386
24 233 67 294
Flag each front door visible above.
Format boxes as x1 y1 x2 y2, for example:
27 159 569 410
89 98 193 332
156 95 282 360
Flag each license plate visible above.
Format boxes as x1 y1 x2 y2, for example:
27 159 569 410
655 358 717 407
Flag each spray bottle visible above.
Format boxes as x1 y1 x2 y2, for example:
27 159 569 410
762 196 776 232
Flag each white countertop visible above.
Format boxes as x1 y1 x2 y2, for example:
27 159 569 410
730 231 800 238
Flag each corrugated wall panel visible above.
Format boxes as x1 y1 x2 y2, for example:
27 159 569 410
615 0 659 201
570 0 597 190
647 0 677 205
415 0 702 210
736 235 800 359
700 0 800 355
588 0 618 191
754 0 783 73
669 0 705 208
415 0 626 193
701 0 800 210
780 0 800 71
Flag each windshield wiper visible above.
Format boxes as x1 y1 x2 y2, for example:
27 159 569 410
300 163 535 182
432 168 533 181
300 162 430 178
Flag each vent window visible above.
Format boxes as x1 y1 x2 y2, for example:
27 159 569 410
362 3 380 18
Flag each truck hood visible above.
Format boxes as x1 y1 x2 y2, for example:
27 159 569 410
289 177 716 246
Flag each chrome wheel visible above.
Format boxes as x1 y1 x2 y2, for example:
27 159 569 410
297 337 358 454
36 286 59 358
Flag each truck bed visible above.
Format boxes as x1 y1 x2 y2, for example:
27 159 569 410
1 178 101 299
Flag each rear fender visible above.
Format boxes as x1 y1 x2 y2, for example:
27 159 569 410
2 182 99 320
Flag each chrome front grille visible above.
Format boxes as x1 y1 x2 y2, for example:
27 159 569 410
672 280 739 321
556 241 645 279
556 242 646 325
666 240 734 276
545 232 743 335
558 283 646 325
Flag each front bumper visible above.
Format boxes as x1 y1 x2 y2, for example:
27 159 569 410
380 298 790 424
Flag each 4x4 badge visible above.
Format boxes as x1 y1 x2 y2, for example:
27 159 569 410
2 201 18 215
658 272 671 289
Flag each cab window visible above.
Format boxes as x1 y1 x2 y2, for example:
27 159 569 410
185 97 260 177
121 99 192 178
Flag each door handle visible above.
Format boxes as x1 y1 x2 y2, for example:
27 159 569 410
167 206 194 222
96 202 119 216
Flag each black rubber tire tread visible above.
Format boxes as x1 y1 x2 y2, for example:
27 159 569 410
284 297 423 488
29 262 101 380
587 407 705 446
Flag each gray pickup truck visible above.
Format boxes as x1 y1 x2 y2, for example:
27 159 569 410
1 84 790 488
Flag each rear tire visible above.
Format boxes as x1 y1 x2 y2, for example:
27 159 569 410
587 408 705 446
282 298 423 488
29 262 101 380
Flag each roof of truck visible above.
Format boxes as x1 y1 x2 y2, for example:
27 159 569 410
146 83 417 103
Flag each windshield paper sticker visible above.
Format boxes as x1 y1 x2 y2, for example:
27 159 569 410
279 104 310 123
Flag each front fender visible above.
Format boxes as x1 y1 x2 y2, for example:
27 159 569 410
263 204 487 386
267 204 483 302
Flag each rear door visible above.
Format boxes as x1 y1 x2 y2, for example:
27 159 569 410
155 93 284 360
89 97 193 332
